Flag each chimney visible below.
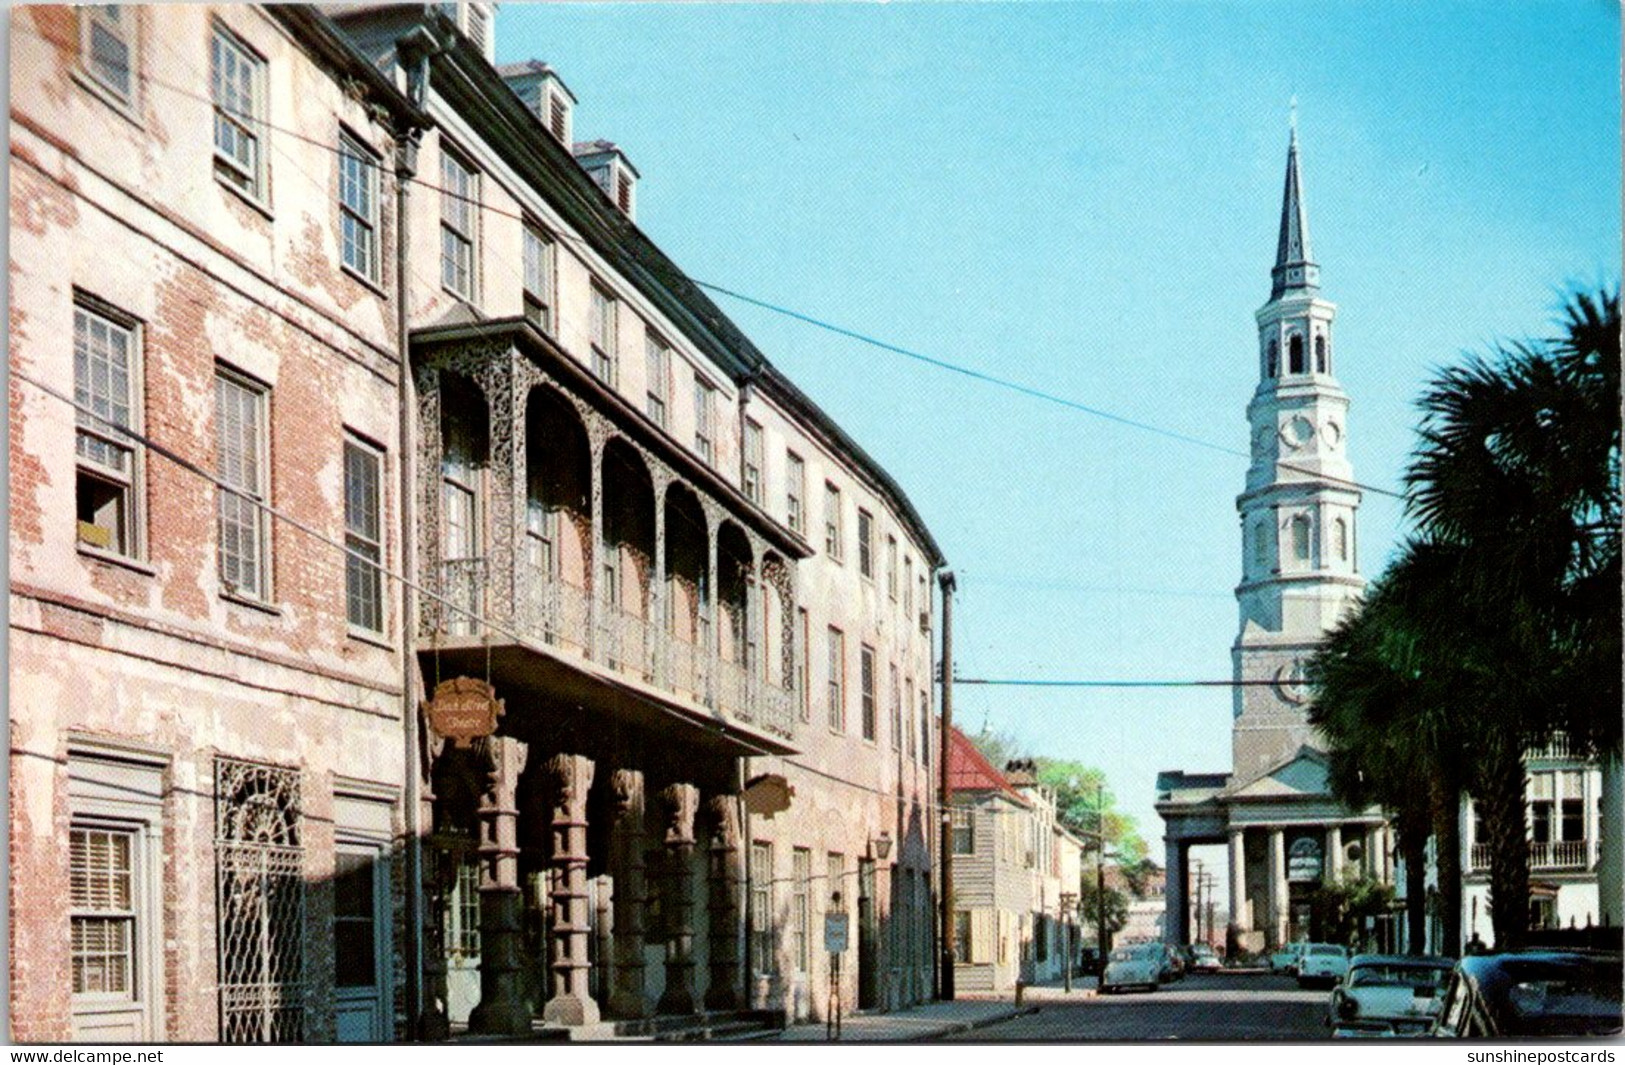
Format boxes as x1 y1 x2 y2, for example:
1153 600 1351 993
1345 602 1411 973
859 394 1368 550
1004 759 1038 787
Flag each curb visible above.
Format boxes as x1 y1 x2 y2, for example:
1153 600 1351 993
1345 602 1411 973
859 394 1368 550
906 1004 1042 1042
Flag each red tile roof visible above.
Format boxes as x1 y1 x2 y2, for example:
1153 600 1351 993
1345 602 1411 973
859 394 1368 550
946 727 1029 805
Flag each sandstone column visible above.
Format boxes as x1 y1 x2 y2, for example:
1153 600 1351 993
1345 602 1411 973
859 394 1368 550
657 783 701 1014
1327 824 1344 883
468 737 530 1036
1268 828 1288 949
607 768 651 1018
705 795 744 1011
542 753 600 1027
1227 827 1248 942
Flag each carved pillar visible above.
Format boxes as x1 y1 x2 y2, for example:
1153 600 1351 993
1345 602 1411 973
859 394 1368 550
415 371 444 635
468 737 531 1036
657 783 701 1015
541 753 600 1026
588 429 607 660
705 795 744 1011
419 732 451 1041
607 769 651 1019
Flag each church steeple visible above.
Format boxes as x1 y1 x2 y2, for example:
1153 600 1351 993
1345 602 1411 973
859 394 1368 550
1270 127 1320 299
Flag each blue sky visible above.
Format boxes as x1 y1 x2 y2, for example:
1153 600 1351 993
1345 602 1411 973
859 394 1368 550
496 1 1621 864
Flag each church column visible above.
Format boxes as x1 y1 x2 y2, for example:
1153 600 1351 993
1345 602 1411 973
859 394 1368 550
705 794 744 1010
1326 824 1343 883
1228 828 1248 936
1268 828 1288 949
542 753 600 1027
1163 838 1188 945
468 737 531 1037
607 769 651 1019
657 783 702 1015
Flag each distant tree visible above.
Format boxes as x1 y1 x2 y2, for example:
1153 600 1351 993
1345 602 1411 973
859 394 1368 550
1034 758 1148 864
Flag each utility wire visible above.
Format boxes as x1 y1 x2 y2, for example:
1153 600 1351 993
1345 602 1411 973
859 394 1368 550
19 20 1409 504
954 677 1289 688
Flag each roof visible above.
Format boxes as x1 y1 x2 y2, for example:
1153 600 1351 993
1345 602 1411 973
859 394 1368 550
1271 127 1321 299
946 727 1028 805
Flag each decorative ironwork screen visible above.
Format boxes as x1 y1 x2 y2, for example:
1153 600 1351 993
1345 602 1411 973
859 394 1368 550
215 757 305 1042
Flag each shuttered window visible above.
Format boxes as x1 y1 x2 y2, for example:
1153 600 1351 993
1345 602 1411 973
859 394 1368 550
71 827 136 997
343 438 383 633
216 370 269 600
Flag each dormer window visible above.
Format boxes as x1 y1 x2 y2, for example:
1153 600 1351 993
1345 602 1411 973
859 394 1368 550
498 60 577 146
441 3 495 62
572 140 639 221
548 94 568 141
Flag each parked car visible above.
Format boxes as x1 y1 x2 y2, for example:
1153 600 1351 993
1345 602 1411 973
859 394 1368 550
1271 941 1307 975
1190 943 1224 973
1298 943 1351 988
1078 946 1105 977
1328 954 1455 1037
1101 943 1164 994
1432 951 1623 1038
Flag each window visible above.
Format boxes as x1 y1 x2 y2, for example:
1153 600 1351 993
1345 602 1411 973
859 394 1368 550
1290 514 1311 562
644 333 669 428
1254 521 1269 569
1288 334 1305 374
343 438 384 634
951 809 974 854
1334 518 1348 562
589 283 616 383
860 645 877 741
919 574 928 623
742 420 763 504
210 24 265 200
71 826 136 997
548 94 568 141
465 3 490 54
824 483 843 561
920 690 931 766
886 535 898 599
857 509 874 578
616 172 633 214
693 379 715 463
81 5 135 105
792 848 811 973
889 663 901 751
1315 334 1327 373
439 149 478 298
74 301 141 559
216 369 269 600
332 850 377 988
905 677 916 759
903 556 914 615
826 627 845 731
750 842 775 975
954 910 972 962
785 451 805 533
338 133 379 281
1266 338 1279 377
522 222 554 333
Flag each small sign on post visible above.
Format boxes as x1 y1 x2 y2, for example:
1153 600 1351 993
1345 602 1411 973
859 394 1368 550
826 896 848 1040
824 911 850 954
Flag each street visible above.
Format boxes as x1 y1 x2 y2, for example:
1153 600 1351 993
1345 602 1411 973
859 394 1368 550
948 972 1331 1041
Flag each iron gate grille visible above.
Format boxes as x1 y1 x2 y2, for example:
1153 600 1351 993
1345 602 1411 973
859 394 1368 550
215 757 305 1042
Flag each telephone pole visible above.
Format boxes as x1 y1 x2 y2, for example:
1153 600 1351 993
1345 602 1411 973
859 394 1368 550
937 570 957 1000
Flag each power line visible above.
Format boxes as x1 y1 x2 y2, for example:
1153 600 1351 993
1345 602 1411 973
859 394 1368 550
954 677 1289 688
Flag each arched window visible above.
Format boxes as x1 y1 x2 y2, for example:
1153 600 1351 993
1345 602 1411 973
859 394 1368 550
1290 514 1311 561
1288 334 1305 374
1266 339 1279 377
1335 518 1348 561
1315 335 1327 373
1253 521 1269 569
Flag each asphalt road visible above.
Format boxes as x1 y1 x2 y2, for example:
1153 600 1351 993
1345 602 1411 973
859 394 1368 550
949 972 1334 1041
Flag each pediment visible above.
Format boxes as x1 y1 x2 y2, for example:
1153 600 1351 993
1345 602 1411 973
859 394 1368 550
1227 747 1331 799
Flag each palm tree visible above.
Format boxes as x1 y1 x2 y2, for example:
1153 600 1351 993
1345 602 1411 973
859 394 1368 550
1403 288 1621 949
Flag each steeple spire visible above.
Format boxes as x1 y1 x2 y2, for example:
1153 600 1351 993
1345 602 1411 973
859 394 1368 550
1270 118 1320 299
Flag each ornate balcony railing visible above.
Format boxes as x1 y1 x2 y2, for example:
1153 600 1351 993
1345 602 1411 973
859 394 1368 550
427 557 794 741
1469 840 1590 872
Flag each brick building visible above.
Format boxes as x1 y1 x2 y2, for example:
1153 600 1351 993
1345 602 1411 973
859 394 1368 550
10 2 944 1041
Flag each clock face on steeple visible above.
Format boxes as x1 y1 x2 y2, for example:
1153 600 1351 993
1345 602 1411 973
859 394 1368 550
1279 415 1315 450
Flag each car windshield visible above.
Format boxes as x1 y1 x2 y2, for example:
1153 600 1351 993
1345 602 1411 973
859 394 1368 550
1193 946 1216 956
1349 964 1451 990
1110 948 1138 962
1308 945 1345 957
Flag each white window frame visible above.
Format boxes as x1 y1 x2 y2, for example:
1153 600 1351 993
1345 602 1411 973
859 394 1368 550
742 419 763 504
338 130 380 283
644 332 670 429
73 297 144 562
215 367 271 602
786 451 805 534
824 482 843 562
589 281 617 384
791 848 812 973
859 644 877 742
210 22 267 202
750 841 776 976
439 147 479 300
343 435 385 636
80 5 137 108
827 626 845 733
693 378 715 464
857 508 874 579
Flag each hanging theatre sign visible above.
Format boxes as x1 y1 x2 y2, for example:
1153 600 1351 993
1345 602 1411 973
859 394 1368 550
422 676 504 747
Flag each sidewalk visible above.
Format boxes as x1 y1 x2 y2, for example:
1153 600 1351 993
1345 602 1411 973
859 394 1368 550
769 998 1039 1042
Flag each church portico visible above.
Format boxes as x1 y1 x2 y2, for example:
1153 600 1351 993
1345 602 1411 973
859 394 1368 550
1159 123 1395 957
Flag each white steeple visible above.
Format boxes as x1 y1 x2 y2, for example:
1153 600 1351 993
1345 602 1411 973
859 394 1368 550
1230 125 1366 786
